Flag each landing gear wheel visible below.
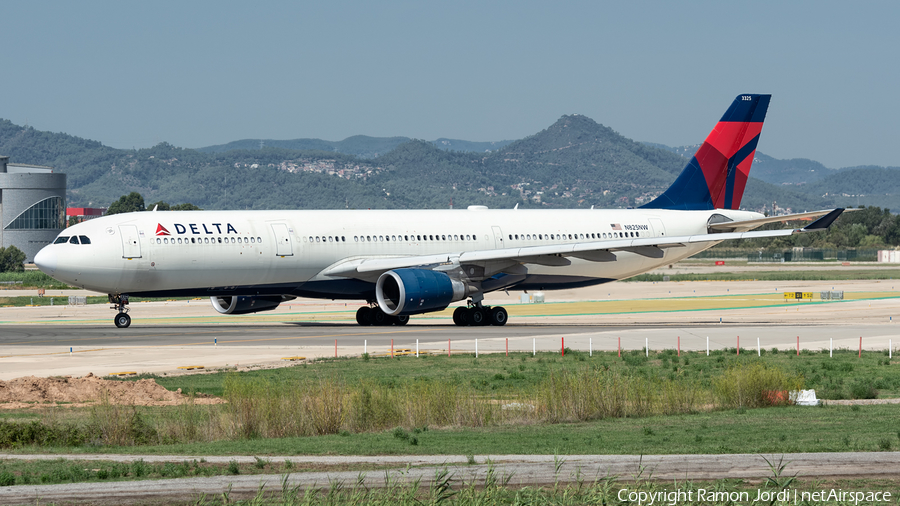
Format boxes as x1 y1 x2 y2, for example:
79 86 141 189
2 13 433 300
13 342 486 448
371 309 387 326
467 307 486 326
356 306 372 326
489 306 508 326
395 315 410 326
452 307 468 326
114 313 131 328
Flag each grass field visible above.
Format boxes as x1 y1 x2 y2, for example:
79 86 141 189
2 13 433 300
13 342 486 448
1 350 897 455
0 456 897 505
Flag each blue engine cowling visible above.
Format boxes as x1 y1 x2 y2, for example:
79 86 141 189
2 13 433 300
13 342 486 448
210 295 283 315
376 269 467 316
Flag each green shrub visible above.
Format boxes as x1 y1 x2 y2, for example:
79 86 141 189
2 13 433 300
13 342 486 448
713 363 803 409
0 471 14 486
0 420 87 448
849 379 878 399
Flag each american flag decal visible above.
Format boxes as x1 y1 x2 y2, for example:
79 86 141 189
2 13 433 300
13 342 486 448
610 223 622 231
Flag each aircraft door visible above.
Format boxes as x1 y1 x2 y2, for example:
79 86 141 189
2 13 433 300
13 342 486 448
270 223 293 256
119 225 142 259
648 218 666 238
491 226 504 249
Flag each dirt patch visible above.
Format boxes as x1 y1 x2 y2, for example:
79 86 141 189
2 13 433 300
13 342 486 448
0 373 223 409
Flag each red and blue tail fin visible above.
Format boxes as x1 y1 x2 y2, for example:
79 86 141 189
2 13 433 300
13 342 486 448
642 94 770 210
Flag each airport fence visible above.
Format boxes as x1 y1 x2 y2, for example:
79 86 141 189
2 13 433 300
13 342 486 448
693 248 879 262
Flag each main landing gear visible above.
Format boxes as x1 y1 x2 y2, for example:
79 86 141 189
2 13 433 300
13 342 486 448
356 305 410 326
109 294 131 328
452 304 508 326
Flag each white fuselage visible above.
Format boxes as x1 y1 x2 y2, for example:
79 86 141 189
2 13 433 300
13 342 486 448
36 207 762 298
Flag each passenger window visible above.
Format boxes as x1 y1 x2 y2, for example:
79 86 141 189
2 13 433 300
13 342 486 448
156 238 161 244
69 236 80 244
192 238 196 244
342 236 346 242
54 236 69 244
354 236 359 242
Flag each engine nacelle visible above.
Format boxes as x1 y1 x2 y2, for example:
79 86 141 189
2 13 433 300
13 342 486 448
376 269 467 316
210 295 283 315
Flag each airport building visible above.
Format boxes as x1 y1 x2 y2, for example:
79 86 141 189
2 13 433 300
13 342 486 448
0 156 67 263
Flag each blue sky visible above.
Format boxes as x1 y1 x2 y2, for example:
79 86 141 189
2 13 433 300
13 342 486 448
1 1 897 168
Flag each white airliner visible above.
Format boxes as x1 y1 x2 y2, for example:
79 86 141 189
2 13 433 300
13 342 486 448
35 94 843 328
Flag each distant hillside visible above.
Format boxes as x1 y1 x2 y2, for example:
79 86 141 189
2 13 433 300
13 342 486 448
797 166 900 211
0 115 887 212
646 143 836 186
196 135 410 158
198 136 515 158
647 142 900 211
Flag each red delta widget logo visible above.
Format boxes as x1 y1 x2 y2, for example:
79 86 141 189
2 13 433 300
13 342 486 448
155 223 238 236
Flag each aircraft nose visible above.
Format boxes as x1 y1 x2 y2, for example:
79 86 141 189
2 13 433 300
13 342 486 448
34 246 58 275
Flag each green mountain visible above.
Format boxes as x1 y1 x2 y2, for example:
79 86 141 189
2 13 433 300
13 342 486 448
0 115 886 213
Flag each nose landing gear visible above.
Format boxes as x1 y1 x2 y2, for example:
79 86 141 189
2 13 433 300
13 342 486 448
109 294 131 328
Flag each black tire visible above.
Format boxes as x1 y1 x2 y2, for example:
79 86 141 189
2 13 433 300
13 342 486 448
467 307 486 326
114 313 131 328
395 315 409 326
356 307 372 326
489 306 508 326
452 307 468 326
371 308 387 325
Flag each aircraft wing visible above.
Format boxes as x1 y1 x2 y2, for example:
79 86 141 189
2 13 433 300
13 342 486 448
708 208 858 232
321 209 844 279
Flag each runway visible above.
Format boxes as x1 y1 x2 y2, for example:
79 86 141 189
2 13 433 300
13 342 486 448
2 279 899 379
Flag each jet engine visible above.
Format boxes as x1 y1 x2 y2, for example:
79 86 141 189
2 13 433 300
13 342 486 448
210 295 284 315
376 268 468 316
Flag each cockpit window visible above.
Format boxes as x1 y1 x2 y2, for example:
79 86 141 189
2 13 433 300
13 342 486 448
54 236 69 244
79 235 91 244
68 236 80 244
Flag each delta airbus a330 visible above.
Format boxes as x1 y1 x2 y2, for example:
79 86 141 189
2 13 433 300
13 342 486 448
35 94 843 328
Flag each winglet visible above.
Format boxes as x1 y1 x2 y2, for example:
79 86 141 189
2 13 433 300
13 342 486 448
801 208 844 231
